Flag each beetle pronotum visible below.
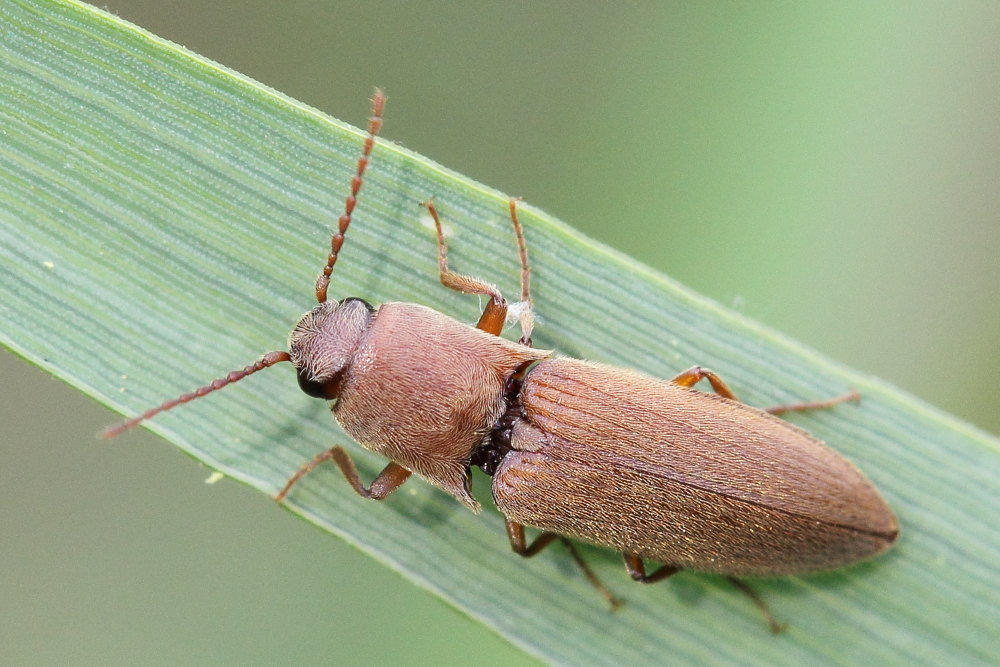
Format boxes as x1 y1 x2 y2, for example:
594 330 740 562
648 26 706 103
106 90 898 631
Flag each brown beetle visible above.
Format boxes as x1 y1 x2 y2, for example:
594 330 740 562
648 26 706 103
106 90 898 630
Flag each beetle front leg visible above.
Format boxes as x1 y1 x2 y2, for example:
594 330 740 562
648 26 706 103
506 519 621 609
274 446 411 502
423 199 508 336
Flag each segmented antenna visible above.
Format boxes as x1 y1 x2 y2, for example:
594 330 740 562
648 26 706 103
102 351 292 439
315 88 386 303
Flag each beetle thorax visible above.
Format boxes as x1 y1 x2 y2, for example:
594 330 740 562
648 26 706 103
327 302 550 511
288 298 374 390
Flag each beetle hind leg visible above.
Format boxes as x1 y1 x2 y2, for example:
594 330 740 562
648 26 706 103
506 519 621 609
672 366 860 418
670 366 740 400
624 554 784 633
765 390 859 415
728 578 785 634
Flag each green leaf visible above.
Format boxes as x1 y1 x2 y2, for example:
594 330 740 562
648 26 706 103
2 1 997 664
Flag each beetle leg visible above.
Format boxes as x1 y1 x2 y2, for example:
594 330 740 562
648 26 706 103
624 553 784 633
670 366 740 400
765 390 860 415
727 578 785 634
622 553 680 583
506 519 621 609
274 446 411 502
506 198 535 346
672 366 860 417
423 199 508 336
505 518 557 556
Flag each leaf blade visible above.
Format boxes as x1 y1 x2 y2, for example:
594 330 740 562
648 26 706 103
1 1 998 664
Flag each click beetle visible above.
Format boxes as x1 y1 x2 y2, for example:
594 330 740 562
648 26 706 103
107 90 898 631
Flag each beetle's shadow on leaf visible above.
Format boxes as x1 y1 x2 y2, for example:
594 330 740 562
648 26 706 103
352 229 407 301
256 400 328 454
359 159 433 299
792 554 896 594
384 488 462 528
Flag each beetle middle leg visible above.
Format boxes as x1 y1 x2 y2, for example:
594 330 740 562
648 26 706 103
275 446 411 502
623 553 680 583
506 198 535 346
506 519 622 609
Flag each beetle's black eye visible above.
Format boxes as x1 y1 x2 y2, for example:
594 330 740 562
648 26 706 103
296 371 327 399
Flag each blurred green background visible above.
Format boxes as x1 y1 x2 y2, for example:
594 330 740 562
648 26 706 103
3 2 998 665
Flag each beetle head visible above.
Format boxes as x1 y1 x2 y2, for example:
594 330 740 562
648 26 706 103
289 297 374 399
